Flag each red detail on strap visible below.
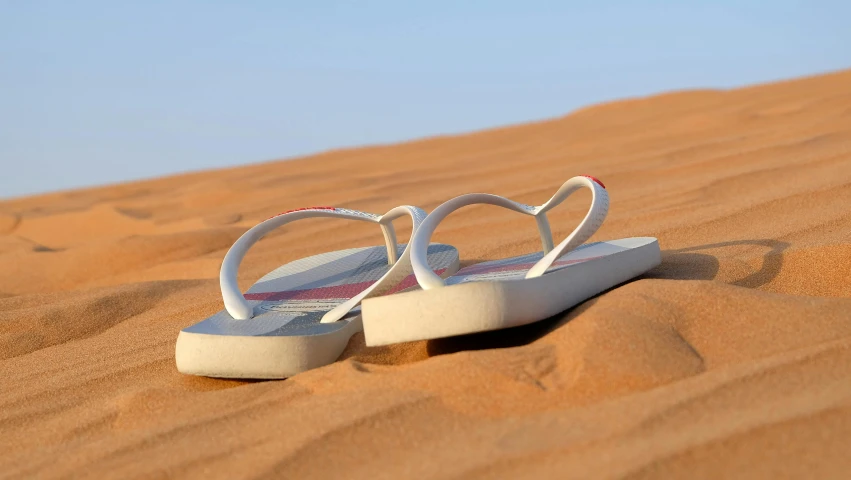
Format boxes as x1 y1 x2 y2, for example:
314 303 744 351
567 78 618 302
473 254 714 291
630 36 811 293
268 206 336 220
581 175 606 189
283 206 335 214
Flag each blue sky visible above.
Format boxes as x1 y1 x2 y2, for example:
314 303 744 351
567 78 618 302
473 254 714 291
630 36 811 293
1 1 848 198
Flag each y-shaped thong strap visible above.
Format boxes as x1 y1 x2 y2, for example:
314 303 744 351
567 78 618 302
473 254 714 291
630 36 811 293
409 175 609 290
219 205 427 321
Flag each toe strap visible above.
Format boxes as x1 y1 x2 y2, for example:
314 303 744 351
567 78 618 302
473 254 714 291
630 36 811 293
410 176 609 289
221 205 427 320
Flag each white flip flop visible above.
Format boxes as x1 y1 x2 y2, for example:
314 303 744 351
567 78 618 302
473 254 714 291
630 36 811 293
176 205 460 379
361 176 661 346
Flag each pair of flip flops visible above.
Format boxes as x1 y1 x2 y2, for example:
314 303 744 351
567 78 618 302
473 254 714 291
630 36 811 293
176 176 661 379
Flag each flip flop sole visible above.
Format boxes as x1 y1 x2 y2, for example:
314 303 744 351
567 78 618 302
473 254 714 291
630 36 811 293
176 243 459 378
361 238 660 346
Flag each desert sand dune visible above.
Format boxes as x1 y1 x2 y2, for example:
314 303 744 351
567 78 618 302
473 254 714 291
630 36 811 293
1 69 850 479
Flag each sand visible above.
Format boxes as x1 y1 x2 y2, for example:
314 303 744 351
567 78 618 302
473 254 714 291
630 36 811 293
1 70 850 479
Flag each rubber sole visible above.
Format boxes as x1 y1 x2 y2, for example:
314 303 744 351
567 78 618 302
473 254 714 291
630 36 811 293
176 245 460 379
175 317 362 379
361 237 661 346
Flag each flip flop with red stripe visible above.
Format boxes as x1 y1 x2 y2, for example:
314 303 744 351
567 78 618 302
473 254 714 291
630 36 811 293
176 205 459 379
361 176 660 345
